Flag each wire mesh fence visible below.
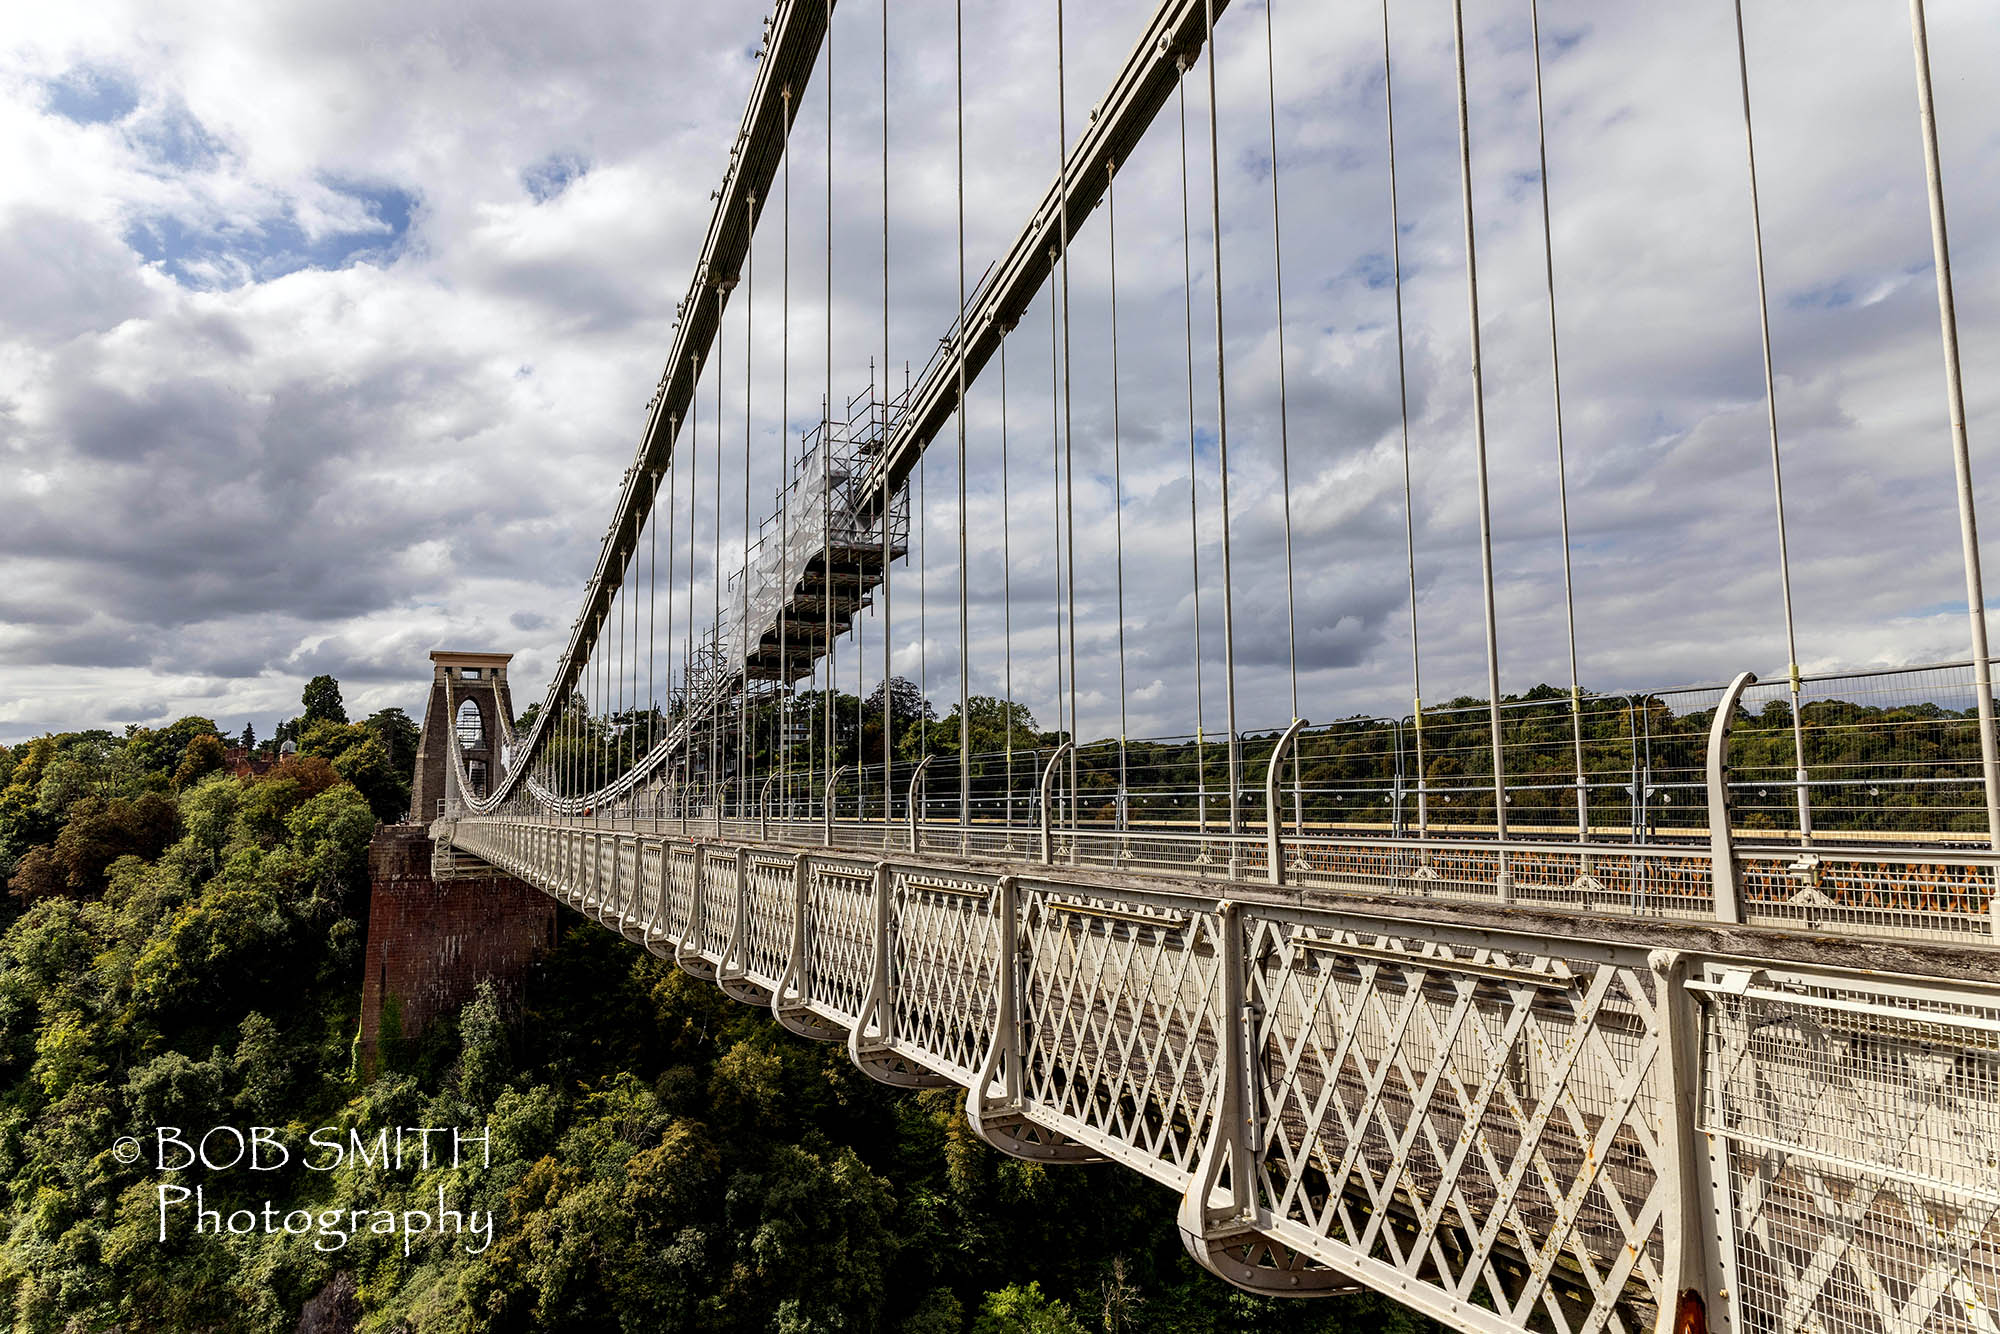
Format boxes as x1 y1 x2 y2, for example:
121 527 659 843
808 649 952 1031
464 660 2000 944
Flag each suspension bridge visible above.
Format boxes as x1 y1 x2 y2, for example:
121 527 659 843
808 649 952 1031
410 1 1999 1330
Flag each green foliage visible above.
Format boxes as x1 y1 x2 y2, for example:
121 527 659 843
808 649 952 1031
364 707 422 779
903 695 1040 762
0 715 1452 1334
173 733 227 789
0 737 380 1333
301 674 348 726
120 718 222 787
299 719 405 823
972 1282 1089 1334
8 792 180 902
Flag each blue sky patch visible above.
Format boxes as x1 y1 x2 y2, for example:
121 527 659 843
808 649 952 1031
128 101 228 172
42 64 138 125
1788 279 1857 311
522 152 588 203
125 180 418 289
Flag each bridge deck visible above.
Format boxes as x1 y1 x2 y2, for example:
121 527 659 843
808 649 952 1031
439 814 2000 1334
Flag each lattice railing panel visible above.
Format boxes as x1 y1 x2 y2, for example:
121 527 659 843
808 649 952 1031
802 861 874 1027
441 816 1999 1334
743 854 793 986
889 870 1000 1084
1242 915 1669 1334
637 840 666 941
665 846 699 944
1017 885 1225 1184
700 850 737 961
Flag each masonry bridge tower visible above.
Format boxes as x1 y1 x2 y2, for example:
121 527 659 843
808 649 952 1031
410 650 515 822
360 648 550 1077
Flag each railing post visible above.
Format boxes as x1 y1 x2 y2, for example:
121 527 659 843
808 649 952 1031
845 858 948 1088
1908 0 2000 936
824 764 849 849
907 754 934 854
1263 719 1308 886
674 842 708 975
639 838 667 949
770 852 839 1041
1038 742 1074 866
721 844 750 984
759 774 776 844
967 874 1105 1162
604 834 626 929
1708 671 1757 923
1650 948 1734 1334
982 874 1020 1105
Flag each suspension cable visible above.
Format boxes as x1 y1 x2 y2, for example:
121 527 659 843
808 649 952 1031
823 0 835 822
1529 0 1587 844
613 584 620 798
686 354 700 803
918 433 927 759
1731 0 1814 846
740 195 756 819
1203 0 1241 846
1907 0 2000 857
1000 335 1014 829
1057 0 1079 835
855 514 864 824
882 0 894 826
1108 158 1128 829
780 86 792 818
1177 63 1209 839
955 0 971 832
1261 0 1302 845
713 279 726 811
1450 0 1509 886
649 464 658 807
881 409 895 829
1048 256 1064 765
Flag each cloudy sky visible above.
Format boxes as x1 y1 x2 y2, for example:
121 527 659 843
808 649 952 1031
2 0 1997 748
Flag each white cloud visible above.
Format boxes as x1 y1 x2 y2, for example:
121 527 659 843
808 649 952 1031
0 0 1997 751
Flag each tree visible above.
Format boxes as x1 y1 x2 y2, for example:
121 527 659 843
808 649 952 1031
121 718 222 780
8 792 179 901
240 722 256 750
297 721 404 823
971 1283 1088 1334
301 674 348 726
900 695 1040 762
172 734 227 789
362 707 421 779
866 676 936 727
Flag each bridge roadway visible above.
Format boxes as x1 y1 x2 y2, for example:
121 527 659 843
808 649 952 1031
437 811 2000 1334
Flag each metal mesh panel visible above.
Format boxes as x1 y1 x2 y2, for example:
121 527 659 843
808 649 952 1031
665 846 699 943
1696 963 2000 1334
442 814 2000 1330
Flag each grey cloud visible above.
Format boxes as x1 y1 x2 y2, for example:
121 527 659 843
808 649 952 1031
0 208 156 341
2 0 1998 749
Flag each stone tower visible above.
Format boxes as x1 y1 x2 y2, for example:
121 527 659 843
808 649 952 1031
410 650 514 820
358 647 552 1078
